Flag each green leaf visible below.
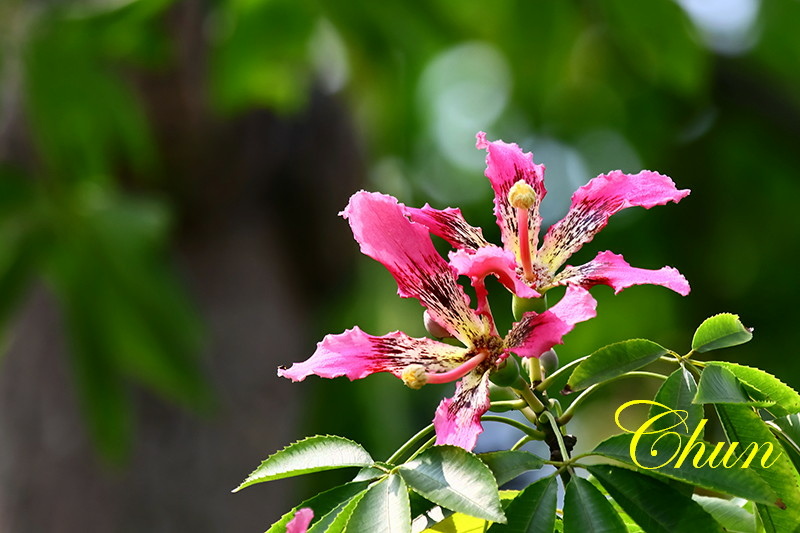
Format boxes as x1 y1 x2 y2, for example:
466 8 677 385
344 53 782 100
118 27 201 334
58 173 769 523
346 474 411 533
691 313 753 353
706 362 800 416
650 367 704 435
565 339 667 393
266 481 369 533
310 488 368 533
715 404 800 532
478 450 545 486
487 476 557 533
234 435 374 491
692 496 758 533
772 413 800 470
592 433 778 504
694 365 775 408
418 491 519 532
398 445 506 523
587 464 724 533
563 476 626 533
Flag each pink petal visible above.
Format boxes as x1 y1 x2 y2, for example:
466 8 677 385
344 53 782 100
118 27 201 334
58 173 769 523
448 247 540 299
476 132 546 262
539 170 690 271
404 204 489 250
342 191 486 343
287 508 314 533
505 286 597 357
433 370 491 450
553 250 691 295
278 327 468 382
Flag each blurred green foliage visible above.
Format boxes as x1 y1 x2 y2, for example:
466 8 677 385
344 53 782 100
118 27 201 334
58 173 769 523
3 0 800 476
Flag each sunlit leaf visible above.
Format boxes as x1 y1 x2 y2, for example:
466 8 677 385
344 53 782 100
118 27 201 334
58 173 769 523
234 435 374 491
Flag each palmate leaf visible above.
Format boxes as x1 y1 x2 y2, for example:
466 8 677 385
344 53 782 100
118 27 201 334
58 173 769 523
715 404 800 533
266 481 369 533
592 433 778 504
692 496 758 533
234 435 374 492
420 491 519 532
705 362 800 416
691 313 753 353
478 450 545 486
649 367 703 435
565 339 667 393
397 445 506 523
694 365 775 409
486 476 558 533
587 464 724 533
563 476 626 533
345 474 411 533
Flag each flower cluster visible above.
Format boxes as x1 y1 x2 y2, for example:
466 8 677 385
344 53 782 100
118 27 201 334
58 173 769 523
279 132 690 451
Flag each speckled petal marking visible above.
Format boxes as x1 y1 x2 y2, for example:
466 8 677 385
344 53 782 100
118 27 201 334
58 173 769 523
505 285 597 358
278 327 469 382
404 204 489 250
432 370 492 450
476 132 546 264
551 250 691 295
342 191 487 344
539 170 690 272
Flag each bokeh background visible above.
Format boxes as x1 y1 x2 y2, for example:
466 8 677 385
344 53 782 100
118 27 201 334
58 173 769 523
1 0 799 530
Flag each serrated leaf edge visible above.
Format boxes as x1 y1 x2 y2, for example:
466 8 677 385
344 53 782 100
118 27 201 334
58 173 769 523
233 434 374 492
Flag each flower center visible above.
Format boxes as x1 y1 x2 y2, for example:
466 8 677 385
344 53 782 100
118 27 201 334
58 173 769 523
508 180 536 283
401 350 489 389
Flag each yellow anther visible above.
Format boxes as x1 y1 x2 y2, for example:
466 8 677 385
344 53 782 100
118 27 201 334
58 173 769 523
508 180 536 210
401 364 428 389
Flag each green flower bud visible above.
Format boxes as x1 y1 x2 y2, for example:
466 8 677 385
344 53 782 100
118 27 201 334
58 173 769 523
539 349 559 376
512 294 548 321
489 356 521 387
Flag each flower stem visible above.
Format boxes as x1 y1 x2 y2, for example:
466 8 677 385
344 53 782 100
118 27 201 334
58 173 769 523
528 357 543 385
482 415 546 440
404 435 437 463
535 354 591 392
557 371 668 425
489 399 527 412
511 436 532 451
515 384 546 414
385 423 434 464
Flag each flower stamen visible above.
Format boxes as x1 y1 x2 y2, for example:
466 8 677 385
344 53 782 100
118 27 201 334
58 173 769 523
401 350 489 389
508 180 536 282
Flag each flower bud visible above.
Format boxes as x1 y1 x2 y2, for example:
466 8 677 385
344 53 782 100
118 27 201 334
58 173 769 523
424 310 452 338
539 349 559 376
512 294 548 321
489 356 521 387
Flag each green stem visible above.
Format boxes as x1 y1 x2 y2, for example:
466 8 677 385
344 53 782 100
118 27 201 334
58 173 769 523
489 399 527 412
542 411 570 463
511 436 532 451
404 435 437 463
515 385 546 413
386 423 434 464
482 415 546 440
535 355 591 392
528 357 543 385
558 371 668 425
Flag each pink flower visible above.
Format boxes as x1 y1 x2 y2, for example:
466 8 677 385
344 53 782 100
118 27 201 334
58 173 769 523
405 132 691 300
279 191 596 450
286 508 313 533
